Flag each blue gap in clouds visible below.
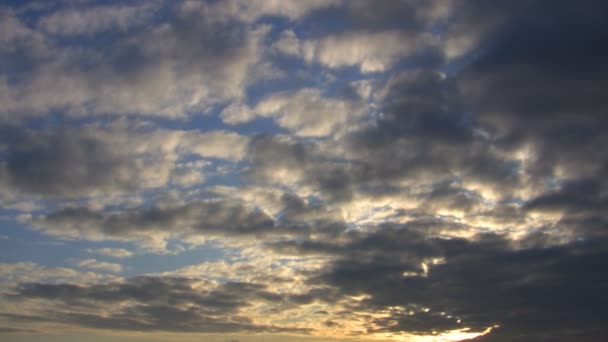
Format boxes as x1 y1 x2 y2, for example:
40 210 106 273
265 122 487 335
124 240 229 277
0 219 231 278
0 220 94 268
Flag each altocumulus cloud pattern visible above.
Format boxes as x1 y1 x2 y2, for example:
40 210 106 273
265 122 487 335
0 1 607 342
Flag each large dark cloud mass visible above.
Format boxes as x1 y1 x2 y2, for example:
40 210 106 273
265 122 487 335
1 1 607 341
320 231 608 340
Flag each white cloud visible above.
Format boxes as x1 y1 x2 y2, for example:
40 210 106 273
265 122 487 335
220 101 258 125
85 248 134 259
222 89 367 137
38 2 159 36
0 262 119 284
182 131 251 161
202 0 339 23
77 259 124 273
275 30 438 73
0 2 270 121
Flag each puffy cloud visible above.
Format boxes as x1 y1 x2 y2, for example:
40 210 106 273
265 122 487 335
0 123 248 198
0 1 268 121
1 0 607 340
445 0 608 241
211 0 340 23
1 126 172 197
222 89 367 137
275 30 439 73
183 131 250 161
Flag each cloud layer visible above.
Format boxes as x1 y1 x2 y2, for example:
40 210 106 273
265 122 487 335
1 1 607 341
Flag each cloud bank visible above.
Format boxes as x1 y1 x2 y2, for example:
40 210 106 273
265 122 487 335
1 1 607 341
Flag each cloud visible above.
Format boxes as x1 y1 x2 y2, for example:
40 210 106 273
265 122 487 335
444 0 608 242
222 88 367 137
183 130 251 162
0 123 249 197
10 229 608 340
1 1 607 340
38 2 159 36
0 326 38 334
288 0 451 38
27 190 347 253
28 199 274 250
0 262 119 285
214 0 339 23
76 259 123 273
451 0 608 183
246 134 354 202
269 227 608 340
0 1 268 120
245 93 517 208
6 276 311 334
275 30 439 73
85 248 134 259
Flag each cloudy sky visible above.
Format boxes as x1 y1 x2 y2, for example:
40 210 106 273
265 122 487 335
1 0 607 341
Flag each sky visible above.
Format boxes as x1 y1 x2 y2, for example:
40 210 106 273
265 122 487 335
0 0 607 341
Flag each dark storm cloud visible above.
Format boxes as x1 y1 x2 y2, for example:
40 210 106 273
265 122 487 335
525 179 607 215
453 0 608 182
447 0 608 244
294 228 608 340
5 276 310 334
454 0 608 117
524 178 608 239
370 309 463 336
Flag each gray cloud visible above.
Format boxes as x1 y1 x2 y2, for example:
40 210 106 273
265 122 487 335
6 276 310 334
0 124 249 198
0 326 38 334
299 0 450 36
32 200 275 241
3 127 147 196
453 0 608 182
446 0 608 245
37 1 158 36
28 191 347 250
1 0 608 340
245 68 521 207
285 228 608 340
